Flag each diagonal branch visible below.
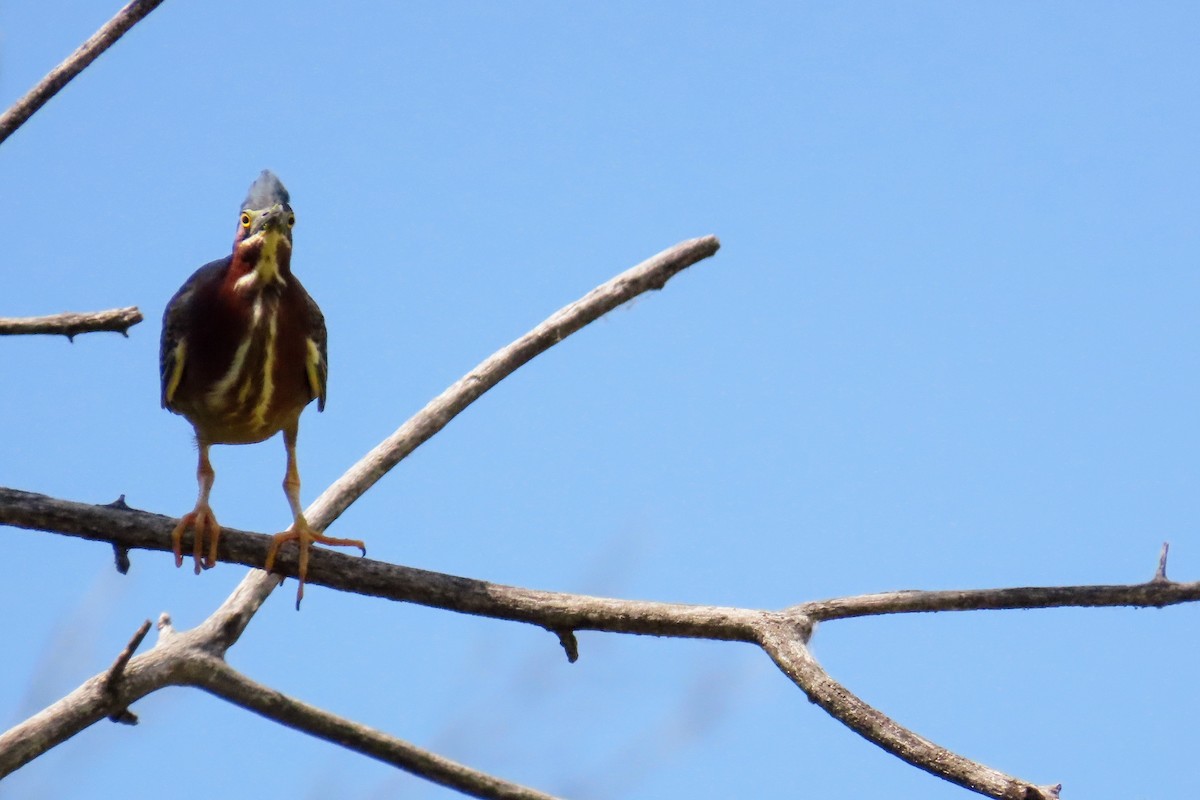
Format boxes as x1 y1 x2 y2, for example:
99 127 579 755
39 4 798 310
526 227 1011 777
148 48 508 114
0 307 143 339
195 656 561 800
308 234 722 531
758 617 1061 800
0 0 167 146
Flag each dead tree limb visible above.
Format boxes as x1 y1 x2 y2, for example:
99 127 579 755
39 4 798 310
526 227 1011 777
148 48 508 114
0 0 167 145
0 307 143 339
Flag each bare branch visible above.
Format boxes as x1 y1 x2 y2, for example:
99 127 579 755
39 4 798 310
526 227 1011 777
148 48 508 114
795 577 1200 622
1 620 557 800
0 623 185 776
0 487 765 640
308 234 721 531
196 657 561 800
0 1 167 145
6 486 1200 635
758 618 1061 800
0 307 143 339
7 485 1194 798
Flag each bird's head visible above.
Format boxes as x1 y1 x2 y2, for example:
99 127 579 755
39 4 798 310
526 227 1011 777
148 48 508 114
232 170 295 288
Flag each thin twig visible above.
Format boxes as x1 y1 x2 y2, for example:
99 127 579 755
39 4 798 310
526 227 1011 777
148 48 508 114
196 657 561 800
0 307 143 339
0 1 167 145
793 577 1200 622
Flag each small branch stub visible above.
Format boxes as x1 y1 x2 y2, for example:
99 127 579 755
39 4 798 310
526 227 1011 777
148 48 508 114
106 495 133 573
554 629 579 663
112 545 132 574
104 619 152 724
1154 542 1171 584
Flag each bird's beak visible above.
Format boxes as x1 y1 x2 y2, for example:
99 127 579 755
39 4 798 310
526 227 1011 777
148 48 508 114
258 204 289 236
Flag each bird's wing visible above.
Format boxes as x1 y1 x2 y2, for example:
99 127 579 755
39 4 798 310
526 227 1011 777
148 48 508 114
301 288 328 412
160 258 227 410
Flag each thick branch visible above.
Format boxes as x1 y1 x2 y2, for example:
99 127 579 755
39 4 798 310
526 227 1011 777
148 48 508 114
0 487 764 641
758 618 1060 800
0 0 167 145
7 487 1200 638
7 485 1200 634
0 307 143 339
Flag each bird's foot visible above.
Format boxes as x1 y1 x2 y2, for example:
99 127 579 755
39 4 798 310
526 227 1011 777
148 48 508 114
264 516 366 609
170 503 222 574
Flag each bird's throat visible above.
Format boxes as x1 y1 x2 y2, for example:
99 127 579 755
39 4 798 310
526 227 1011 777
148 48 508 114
233 231 289 293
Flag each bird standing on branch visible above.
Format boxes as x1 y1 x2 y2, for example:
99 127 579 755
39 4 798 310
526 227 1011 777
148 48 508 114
160 170 364 607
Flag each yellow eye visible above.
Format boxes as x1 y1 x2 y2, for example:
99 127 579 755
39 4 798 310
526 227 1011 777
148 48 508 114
240 212 252 229
288 214 296 228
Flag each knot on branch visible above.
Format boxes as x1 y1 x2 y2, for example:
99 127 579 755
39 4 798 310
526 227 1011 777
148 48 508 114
1013 782 1061 800
777 610 815 644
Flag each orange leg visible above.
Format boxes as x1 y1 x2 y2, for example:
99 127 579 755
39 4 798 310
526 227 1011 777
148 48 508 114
171 443 222 574
264 425 365 608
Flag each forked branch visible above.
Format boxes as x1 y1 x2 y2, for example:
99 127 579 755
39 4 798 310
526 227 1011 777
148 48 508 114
1 232 1187 799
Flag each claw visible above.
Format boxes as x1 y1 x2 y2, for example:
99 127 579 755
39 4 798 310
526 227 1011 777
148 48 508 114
170 504 222 574
264 515 366 609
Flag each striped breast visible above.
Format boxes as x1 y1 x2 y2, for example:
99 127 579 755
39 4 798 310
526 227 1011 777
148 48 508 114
197 293 309 444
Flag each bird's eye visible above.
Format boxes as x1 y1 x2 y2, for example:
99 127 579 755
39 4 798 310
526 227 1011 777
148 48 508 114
240 212 252 229
288 214 296 228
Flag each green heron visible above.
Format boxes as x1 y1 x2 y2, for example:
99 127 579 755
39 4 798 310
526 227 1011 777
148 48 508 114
160 170 364 607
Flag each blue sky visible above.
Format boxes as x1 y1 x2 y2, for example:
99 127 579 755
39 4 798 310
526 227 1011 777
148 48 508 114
2 2 1199 798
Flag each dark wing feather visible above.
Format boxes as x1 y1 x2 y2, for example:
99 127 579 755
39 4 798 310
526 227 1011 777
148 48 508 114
160 258 227 410
301 287 328 411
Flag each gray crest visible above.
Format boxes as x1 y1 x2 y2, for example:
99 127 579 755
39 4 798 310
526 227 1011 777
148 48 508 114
242 170 290 211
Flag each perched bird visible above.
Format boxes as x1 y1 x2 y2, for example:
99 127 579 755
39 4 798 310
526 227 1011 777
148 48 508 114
160 170 364 607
